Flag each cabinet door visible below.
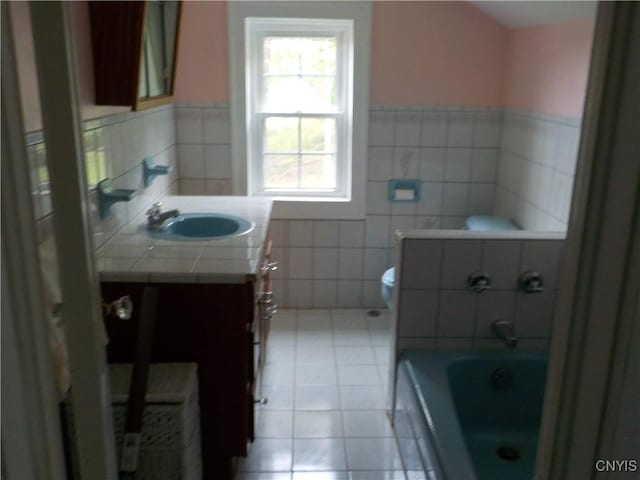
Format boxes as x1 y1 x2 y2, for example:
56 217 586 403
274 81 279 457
88 1 182 110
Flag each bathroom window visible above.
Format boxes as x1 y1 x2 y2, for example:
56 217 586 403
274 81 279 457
229 3 371 219
245 18 352 199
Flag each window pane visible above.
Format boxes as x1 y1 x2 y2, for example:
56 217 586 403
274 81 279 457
264 155 298 189
264 37 298 74
298 77 335 111
300 37 336 74
264 117 299 152
301 118 336 152
300 155 336 189
263 76 299 111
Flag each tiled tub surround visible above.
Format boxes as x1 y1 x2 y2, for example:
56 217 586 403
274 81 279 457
27 104 179 247
494 110 581 231
96 196 272 283
393 230 564 353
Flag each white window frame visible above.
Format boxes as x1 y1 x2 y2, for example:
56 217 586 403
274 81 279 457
229 1 371 219
246 18 352 200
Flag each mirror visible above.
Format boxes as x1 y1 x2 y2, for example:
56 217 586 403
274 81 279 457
138 1 180 104
88 1 182 110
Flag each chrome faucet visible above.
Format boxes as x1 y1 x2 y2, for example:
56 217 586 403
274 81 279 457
146 202 179 230
491 319 519 348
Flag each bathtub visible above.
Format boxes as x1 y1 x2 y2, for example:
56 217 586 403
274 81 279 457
393 350 548 480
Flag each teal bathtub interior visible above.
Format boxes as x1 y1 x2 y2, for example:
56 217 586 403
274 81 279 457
394 350 548 480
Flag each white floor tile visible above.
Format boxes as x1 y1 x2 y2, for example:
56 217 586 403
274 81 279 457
259 385 294 411
235 472 292 480
366 313 392 330
255 411 293 438
350 472 406 480
297 313 333 330
345 438 403 471
237 439 293 472
339 386 387 410
333 330 373 347
369 330 392 347
297 330 334 346
271 313 296 331
270 330 297 346
406 471 429 480
342 411 393 437
295 345 335 364
337 365 381 386
294 411 343 438
374 347 392 365
263 364 295 386
334 346 376 365
296 364 338 385
267 345 296 365
331 312 368 330
293 438 347 471
292 472 348 480
295 385 341 411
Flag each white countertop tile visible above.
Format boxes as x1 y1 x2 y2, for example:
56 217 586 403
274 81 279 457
97 196 273 283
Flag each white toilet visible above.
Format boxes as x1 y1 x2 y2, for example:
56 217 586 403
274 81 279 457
380 215 518 309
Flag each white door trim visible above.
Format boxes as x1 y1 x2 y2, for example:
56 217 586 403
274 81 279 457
0 5 66 478
29 3 118 479
536 3 640 478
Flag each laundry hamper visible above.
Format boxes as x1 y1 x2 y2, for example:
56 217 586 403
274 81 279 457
64 362 202 480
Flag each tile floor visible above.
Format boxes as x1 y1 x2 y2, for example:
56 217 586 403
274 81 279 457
235 309 426 480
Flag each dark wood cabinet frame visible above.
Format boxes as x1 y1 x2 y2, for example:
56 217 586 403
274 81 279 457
88 1 182 111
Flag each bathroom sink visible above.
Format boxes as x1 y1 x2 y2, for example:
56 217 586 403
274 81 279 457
150 213 254 240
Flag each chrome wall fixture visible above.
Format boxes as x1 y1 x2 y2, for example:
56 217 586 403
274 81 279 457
467 271 492 293
519 271 544 293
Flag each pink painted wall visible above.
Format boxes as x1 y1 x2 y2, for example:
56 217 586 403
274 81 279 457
10 1 128 133
370 1 509 106
173 1 510 106
174 1 228 103
504 20 594 118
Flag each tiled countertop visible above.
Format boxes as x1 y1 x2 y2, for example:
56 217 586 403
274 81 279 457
97 196 273 284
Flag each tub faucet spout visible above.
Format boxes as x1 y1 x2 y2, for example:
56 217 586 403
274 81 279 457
492 319 519 348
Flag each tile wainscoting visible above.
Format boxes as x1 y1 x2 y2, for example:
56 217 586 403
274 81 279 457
495 110 581 231
29 104 179 248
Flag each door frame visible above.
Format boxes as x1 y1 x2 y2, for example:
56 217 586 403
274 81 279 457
2 2 118 479
536 2 640 478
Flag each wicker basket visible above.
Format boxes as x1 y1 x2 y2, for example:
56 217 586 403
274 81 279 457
64 363 201 480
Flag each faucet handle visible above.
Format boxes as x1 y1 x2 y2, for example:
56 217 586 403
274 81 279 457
519 271 544 293
467 271 492 293
146 202 163 217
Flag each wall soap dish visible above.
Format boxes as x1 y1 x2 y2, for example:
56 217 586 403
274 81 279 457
97 178 136 219
143 157 173 188
389 179 421 202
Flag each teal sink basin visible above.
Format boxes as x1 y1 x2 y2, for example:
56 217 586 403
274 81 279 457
151 213 254 240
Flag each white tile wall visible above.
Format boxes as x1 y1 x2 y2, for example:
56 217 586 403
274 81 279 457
396 236 564 348
176 103 231 196
494 110 580 231
172 104 578 310
27 105 178 247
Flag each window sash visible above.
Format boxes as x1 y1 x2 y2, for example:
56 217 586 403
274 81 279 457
246 18 353 199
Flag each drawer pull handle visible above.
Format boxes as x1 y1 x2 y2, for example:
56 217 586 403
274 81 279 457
261 261 279 273
254 396 268 405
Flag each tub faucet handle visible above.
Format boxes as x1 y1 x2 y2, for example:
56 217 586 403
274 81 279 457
519 271 544 293
467 271 491 293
